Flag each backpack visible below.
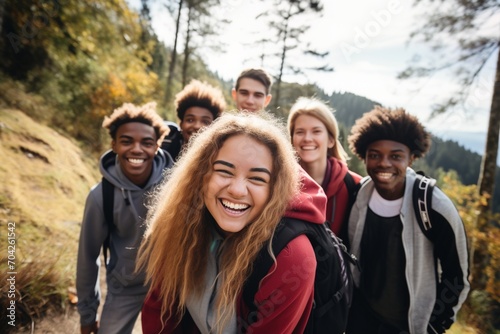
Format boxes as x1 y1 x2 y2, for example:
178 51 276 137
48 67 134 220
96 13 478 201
241 217 357 334
160 121 182 161
101 177 116 267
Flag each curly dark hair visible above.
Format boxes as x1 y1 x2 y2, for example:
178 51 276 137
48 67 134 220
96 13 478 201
348 106 431 160
102 102 169 144
175 80 226 121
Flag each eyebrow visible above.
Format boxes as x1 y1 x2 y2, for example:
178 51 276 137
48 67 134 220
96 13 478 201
118 134 156 141
184 114 212 119
238 89 265 96
213 160 271 176
367 148 405 153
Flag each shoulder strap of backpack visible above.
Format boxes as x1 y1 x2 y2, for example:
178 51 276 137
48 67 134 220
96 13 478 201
343 172 359 212
101 177 114 267
412 172 436 241
338 172 363 242
242 218 311 316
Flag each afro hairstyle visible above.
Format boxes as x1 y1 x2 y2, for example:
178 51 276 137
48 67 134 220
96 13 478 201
348 106 431 160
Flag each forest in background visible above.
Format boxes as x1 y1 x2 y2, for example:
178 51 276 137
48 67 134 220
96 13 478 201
0 0 499 333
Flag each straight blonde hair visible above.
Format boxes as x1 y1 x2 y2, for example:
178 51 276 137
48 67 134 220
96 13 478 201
288 97 348 162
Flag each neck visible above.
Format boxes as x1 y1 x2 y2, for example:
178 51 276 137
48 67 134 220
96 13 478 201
300 158 328 186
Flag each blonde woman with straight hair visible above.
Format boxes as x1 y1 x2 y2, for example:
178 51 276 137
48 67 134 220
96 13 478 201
288 97 362 236
139 111 327 334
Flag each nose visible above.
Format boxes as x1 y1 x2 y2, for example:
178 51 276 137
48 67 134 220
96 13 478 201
193 120 204 131
379 155 391 167
245 95 255 105
227 178 248 198
303 131 313 141
131 141 143 153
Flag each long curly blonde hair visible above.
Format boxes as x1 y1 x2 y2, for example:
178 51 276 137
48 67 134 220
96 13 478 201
138 111 300 331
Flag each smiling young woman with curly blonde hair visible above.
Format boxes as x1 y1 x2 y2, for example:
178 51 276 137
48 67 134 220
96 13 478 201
138 111 327 334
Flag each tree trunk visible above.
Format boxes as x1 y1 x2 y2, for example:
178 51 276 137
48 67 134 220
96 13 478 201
471 45 500 294
273 4 292 112
477 47 500 214
164 0 183 105
181 5 192 87
0 0 6 36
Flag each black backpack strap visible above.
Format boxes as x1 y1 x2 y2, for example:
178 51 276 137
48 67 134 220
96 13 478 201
412 172 436 241
243 219 292 309
242 218 310 319
101 177 114 267
338 172 362 243
343 172 359 213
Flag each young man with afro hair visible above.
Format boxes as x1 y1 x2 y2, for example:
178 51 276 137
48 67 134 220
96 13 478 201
162 80 226 160
77 102 174 334
346 106 469 334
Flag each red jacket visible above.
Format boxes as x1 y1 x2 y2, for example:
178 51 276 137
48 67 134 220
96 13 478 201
323 157 362 235
142 167 326 334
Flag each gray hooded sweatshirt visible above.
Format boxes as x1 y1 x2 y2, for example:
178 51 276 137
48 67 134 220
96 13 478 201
76 149 172 326
348 168 470 334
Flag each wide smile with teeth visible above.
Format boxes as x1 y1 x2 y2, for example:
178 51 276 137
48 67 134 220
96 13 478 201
376 172 393 180
221 199 250 212
301 145 317 151
127 158 145 164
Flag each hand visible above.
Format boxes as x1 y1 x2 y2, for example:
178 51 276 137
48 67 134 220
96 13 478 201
81 321 98 334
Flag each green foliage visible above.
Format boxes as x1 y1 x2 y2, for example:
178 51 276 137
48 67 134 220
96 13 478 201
329 91 382 128
438 170 500 333
0 0 164 152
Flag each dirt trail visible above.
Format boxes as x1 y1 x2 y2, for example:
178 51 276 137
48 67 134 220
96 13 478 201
13 265 142 334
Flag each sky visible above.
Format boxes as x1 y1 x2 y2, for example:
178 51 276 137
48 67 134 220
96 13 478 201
129 0 499 156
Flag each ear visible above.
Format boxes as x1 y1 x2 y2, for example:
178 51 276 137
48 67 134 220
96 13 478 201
231 88 237 101
328 136 335 149
111 139 116 153
409 154 416 166
264 94 272 107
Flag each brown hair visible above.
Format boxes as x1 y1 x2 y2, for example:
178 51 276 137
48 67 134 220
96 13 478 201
175 80 227 120
102 101 168 144
235 68 273 95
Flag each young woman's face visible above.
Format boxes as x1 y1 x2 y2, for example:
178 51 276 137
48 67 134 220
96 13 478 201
204 134 273 235
180 106 214 144
365 140 414 200
292 114 333 163
112 122 158 187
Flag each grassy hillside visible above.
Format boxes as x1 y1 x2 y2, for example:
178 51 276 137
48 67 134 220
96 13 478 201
0 108 100 330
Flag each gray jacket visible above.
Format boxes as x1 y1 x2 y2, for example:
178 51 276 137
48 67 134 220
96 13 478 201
76 149 172 326
348 168 470 334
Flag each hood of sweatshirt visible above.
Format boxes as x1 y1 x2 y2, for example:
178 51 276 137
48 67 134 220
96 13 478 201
324 157 348 198
99 149 172 190
284 166 327 224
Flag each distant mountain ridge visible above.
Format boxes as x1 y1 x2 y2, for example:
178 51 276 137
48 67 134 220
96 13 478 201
433 130 500 164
